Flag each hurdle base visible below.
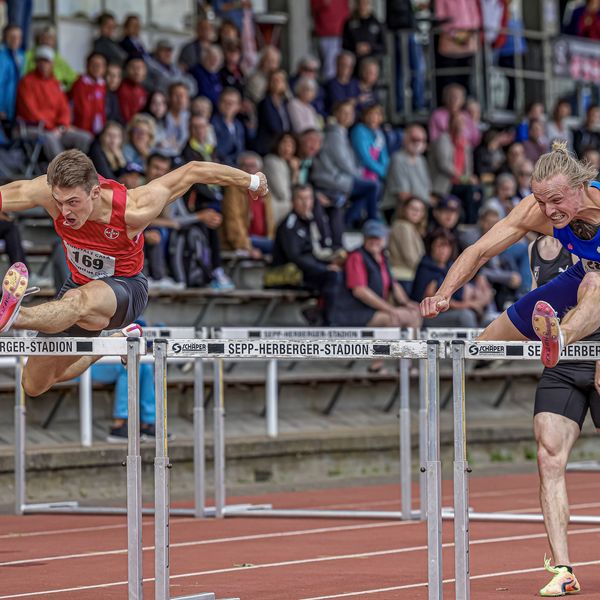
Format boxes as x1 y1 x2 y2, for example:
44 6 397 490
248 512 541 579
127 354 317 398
567 460 600 472
443 510 600 525
225 507 456 520
171 594 217 600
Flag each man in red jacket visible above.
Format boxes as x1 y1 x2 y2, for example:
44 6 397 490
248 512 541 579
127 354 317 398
70 52 107 135
117 55 147 124
16 45 92 159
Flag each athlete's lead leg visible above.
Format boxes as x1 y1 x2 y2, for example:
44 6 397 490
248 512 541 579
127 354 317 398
561 272 600 345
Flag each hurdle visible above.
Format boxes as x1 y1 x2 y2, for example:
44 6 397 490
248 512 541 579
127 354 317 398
442 339 600 600
154 337 443 522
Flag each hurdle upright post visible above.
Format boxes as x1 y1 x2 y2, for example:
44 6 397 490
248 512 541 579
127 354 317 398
193 357 206 518
452 342 470 600
426 340 443 600
399 357 412 520
14 357 25 515
265 359 278 438
126 337 144 600
418 354 427 521
213 358 226 518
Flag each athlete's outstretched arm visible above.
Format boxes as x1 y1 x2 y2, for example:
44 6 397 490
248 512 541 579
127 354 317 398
125 161 268 230
421 195 553 318
0 176 53 212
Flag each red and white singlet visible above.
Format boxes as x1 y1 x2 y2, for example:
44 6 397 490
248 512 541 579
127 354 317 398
53 176 144 284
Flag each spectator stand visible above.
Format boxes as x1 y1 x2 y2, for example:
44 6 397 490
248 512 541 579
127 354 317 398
212 327 415 437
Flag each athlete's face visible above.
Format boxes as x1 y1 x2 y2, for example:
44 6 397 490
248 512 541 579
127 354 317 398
532 175 585 228
52 185 98 229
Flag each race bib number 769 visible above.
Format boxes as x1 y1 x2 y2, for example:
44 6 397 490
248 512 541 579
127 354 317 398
63 241 116 279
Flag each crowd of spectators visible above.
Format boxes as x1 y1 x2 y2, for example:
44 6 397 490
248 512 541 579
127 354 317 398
0 1 597 328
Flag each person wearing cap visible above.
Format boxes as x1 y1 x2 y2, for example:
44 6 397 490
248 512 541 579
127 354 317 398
117 161 145 189
16 45 92 159
146 38 197 97
69 52 107 135
428 195 461 234
333 219 422 333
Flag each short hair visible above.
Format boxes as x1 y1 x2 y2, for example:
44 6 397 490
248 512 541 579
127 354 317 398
238 151 263 170
2 23 20 40
147 152 172 168
358 57 379 78
294 76 317 95
168 81 188 97
425 227 457 256
96 11 115 26
495 172 516 189
86 51 106 65
292 183 313 199
532 140 598 189
478 206 501 221
47 150 99 193
332 100 354 115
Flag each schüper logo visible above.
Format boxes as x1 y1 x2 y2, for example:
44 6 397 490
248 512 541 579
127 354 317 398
171 342 207 354
474 344 505 356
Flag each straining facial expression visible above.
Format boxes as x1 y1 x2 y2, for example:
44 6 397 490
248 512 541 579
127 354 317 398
52 184 99 230
531 174 585 228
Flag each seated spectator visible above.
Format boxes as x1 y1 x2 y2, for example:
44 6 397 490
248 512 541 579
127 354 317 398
522 119 549 164
0 24 24 124
271 184 341 324
428 83 481 147
311 0 350 80
567 0 600 39
583 148 600 181
429 112 481 223
178 17 216 73
88 120 126 179
70 52 107 136
483 172 520 218
0 212 32 285
123 113 155 166
181 114 216 163
573 105 600 158
428 194 460 233
383 124 431 221
389 197 427 290
146 39 197 97
220 40 245 96
288 77 322 134
217 19 241 46
342 0 385 66
297 128 322 185
333 219 421 338
16 46 92 159
411 228 490 327
190 95 217 147
245 45 281 104
356 57 380 114
164 82 191 155
117 56 148 124
497 141 526 178
547 99 573 150
24 25 77 91
93 12 127 67
289 55 326 116
263 133 298 225
105 62 124 124
311 100 379 227
190 44 224 107
473 129 513 183
143 90 170 151
117 160 145 189
221 151 275 257
515 101 546 143
324 51 359 114
212 87 245 166
350 103 388 188
254 69 291 156
119 14 150 61
516 159 534 198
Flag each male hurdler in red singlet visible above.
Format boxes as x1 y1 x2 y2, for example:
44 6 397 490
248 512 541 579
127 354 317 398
0 149 268 397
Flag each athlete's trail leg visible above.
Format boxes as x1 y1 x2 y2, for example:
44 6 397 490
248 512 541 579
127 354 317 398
561 272 600 344
477 311 529 341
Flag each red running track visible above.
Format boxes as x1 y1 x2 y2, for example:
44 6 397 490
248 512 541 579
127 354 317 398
1 472 600 599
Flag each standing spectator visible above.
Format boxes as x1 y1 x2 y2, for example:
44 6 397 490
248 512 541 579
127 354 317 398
333 219 422 330
164 82 191 155
178 17 216 73
356 57 380 114
123 113 155 166
245 45 282 104
93 12 127 66
6 0 32 52
117 56 148 124
324 50 359 113
272 184 341 324
547 99 573 151
105 62 124 124
24 25 78 91
389 197 428 290
311 0 350 80
0 24 24 124
342 0 385 66
263 133 298 225
146 39 197 97
88 121 126 179
220 40 245 96
383 123 431 220
16 46 92 159
190 45 224 107
221 151 275 257
573 105 600 158
254 69 291 156
289 55 326 116
119 14 149 61
288 77 322 134
311 100 379 227
143 90 170 150
522 119 550 164
70 52 107 136
428 83 481 147
350 103 389 190
213 87 245 166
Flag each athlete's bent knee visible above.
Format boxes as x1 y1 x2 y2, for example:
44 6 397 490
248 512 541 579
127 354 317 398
21 370 50 397
537 439 568 480
61 288 86 317
579 272 600 298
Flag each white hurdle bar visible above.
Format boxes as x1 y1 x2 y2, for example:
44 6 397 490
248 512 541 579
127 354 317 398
156 337 443 523
10 337 146 600
445 339 600 600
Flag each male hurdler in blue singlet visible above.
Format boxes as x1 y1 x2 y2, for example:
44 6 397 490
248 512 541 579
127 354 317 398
421 140 600 368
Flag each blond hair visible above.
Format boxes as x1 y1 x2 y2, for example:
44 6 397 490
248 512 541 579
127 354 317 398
47 150 98 193
532 140 598 188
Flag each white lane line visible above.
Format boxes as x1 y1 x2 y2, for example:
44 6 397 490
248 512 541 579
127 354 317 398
298 558 600 599
2 526 600 599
